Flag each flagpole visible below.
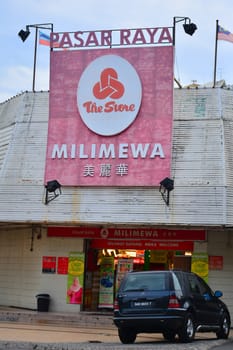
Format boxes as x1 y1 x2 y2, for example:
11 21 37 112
213 19 219 88
32 27 38 93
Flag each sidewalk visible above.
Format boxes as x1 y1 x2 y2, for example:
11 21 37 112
0 321 119 341
0 321 166 349
0 307 120 349
0 306 114 329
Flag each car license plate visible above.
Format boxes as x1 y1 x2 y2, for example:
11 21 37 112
133 301 153 307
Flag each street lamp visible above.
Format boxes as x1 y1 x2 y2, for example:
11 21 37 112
18 23 53 92
159 177 174 206
173 17 197 46
44 180 62 205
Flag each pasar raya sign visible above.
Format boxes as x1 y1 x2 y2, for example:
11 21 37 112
45 27 174 186
50 27 172 49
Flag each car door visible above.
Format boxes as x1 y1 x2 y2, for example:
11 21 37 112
187 273 221 325
196 275 221 325
186 273 209 324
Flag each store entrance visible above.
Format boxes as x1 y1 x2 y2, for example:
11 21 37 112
83 246 191 311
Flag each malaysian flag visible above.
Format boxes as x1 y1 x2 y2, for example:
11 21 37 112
39 31 60 48
217 25 233 43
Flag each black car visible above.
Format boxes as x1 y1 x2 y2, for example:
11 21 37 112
113 270 231 343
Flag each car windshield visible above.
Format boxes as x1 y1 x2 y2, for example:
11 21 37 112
122 272 167 291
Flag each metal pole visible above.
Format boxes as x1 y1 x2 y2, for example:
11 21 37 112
32 27 38 92
213 20 219 88
173 17 176 46
50 23 54 52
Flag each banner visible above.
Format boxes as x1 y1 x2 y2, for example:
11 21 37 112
191 252 208 282
98 256 115 308
67 252 85 304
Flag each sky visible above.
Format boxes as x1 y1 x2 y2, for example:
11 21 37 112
1 0 233 103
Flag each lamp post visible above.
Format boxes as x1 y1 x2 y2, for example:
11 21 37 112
162 17 197 205
172 16 197 88
18 23 53 92
173 16 197 46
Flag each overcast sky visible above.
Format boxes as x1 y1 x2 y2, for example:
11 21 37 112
1 0 233 102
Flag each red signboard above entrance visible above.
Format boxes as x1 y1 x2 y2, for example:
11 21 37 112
47 227 206 241
90 239 194 251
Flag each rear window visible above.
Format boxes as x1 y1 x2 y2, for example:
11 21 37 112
122 272 168 292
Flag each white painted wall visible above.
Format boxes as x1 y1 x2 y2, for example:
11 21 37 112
207 229 233 319
0 227 84 312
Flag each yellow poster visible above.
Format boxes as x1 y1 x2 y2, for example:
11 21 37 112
191 252 208 282
150 250 167 264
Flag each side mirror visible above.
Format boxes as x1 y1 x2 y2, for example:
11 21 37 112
214 290 223 298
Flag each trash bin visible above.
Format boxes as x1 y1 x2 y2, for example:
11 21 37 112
36 294 50 312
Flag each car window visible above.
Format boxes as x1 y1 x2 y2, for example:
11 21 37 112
196 276 213 296
122 273 167 291
187 274 201 294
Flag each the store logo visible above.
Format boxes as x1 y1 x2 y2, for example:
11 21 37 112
93 68 125 100
77 55 142 136
100 228 109 238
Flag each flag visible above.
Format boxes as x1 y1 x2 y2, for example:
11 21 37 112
39 31 60 48
39 31 51 46
217 25 233 43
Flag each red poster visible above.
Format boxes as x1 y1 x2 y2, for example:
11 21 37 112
57 257 69 274
42 256 56 273
209 256 223 270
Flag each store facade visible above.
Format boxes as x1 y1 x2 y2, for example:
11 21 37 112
0 25 233 318
47 226 207 310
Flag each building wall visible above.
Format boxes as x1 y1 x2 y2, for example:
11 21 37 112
207 229 233 318
0 227 83 312
0 89 232 226
0 226 232 318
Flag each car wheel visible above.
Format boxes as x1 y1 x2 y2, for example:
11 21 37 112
178 313 195 343
163 330 176 341
118 327 137 344
216 313 230 339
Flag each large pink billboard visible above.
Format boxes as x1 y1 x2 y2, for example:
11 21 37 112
45 43 174 186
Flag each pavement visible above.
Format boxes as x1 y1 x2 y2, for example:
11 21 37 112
0 322 120 349
0 308 232 349
0 321 233 350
